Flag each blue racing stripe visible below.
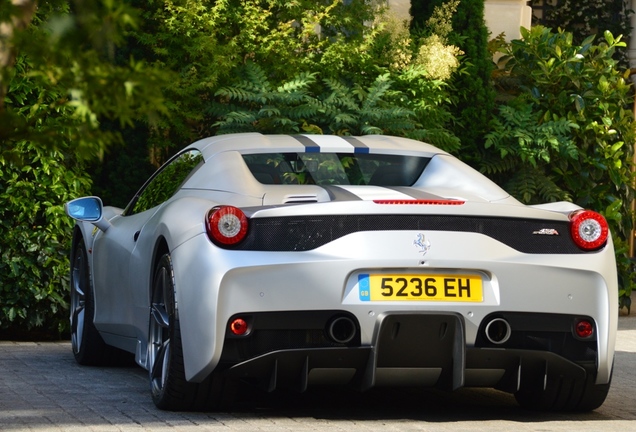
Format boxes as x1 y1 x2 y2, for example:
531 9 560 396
341 136 370 153
292 135 320 152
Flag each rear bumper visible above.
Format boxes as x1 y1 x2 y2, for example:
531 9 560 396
171 231 617 384
219 312 596 394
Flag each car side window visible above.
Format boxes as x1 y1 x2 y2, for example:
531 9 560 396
128 149 203 215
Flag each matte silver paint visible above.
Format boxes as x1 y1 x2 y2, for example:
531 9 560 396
66 133 618 388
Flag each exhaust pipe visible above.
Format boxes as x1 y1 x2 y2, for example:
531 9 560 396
326 316 357 344
484 318 512 345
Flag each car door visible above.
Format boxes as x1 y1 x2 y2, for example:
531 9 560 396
91 209 156 339
91 149 204 341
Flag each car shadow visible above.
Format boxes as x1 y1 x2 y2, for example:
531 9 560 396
225 382 620 423
90 346 635 424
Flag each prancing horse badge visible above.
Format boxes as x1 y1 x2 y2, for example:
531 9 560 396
413 233 431 255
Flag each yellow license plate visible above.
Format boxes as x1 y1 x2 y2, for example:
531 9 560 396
358 274 483 302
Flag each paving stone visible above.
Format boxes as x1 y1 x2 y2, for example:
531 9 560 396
1 315 636 431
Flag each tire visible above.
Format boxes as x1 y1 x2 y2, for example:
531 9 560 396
514 370 612 412
148 253 235 411
70 237 132 366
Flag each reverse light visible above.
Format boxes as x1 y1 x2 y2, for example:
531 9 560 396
569 210 608 251
206 206 248 246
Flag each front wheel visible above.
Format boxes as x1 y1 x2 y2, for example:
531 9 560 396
148 253 235 411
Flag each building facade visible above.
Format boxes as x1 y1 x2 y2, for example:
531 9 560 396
389 0 532 42
389 0 636 72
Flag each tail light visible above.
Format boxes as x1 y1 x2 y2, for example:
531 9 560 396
569 210 608 251
206 206 248 246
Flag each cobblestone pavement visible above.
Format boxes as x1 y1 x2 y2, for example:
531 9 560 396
1 314 636 431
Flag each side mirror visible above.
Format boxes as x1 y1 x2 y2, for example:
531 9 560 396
64 196 111 232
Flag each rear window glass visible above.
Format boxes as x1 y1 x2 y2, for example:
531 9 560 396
243 153 430 186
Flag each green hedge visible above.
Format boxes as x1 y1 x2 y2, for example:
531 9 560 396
485 27 636 310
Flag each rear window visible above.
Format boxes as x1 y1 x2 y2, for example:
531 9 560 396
243 153 430 186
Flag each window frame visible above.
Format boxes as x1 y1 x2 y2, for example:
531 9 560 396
123 148 204 216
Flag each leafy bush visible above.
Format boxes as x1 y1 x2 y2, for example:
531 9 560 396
1 0 169 162
211 63 460 152
208 2 466 151
127 0 380 150
0 142 91 334
485 26 636 310
1 1 170 335
410 0 496 157
0 49 93 335
531 0 632 65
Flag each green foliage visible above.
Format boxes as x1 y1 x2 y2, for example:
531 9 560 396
211 63 460 152
0 76 90 332
0 141 91 333
0 0 168 335
484 101 578 203
132 150 202 214
487 26 636 308
128 0 379 149
125 0 464 149
88 125 157 208
531 0 632 65
410 0 496 157
0 0 171 162
199 2 464 151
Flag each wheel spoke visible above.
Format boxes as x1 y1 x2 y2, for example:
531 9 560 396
70 250 87 354
151 303 170 329
149 262 172 393
72 277 85 299
151 339 170 381
151 266 170 329
71 306 85 351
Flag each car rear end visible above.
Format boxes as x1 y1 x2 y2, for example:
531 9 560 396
172 196 616 411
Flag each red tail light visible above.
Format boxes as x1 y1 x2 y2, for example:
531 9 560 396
569 210 608 251
206 206 248 245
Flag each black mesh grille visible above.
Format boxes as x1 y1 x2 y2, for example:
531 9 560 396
222 215 592 254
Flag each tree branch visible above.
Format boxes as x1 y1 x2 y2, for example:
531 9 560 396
0 0 37 111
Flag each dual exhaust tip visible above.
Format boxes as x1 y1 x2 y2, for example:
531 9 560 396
326 316 357 344
484 318 512 345
328 315 514 345
327 315 515 346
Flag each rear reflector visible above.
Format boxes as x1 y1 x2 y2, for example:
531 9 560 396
230 318 249 336
574 320 594 339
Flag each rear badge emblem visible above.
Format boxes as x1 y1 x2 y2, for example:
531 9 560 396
533 228 560 236
413 233 431 255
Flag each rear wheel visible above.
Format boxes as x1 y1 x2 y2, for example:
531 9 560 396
70 237 131 365
514 370 611 412
148 253 235 411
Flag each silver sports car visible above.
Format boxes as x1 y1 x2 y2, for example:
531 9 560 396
65 133 617 412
